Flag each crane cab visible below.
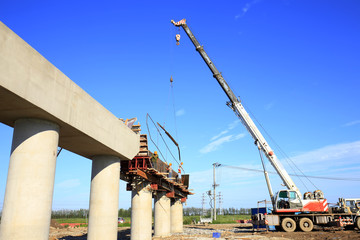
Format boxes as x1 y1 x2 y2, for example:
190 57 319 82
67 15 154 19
274 190 329 213
274 190 303 212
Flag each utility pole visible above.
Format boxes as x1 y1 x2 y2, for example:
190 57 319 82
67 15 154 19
213 162 221 220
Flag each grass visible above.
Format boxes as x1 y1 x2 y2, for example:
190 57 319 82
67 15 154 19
55 218 87 223
183 214 250 225
211 214 250 224
54 217 132 227
53 215 250 226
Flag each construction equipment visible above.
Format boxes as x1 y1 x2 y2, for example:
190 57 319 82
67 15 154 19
171 18 360 232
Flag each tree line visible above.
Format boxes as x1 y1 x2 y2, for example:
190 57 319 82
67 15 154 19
51 208 132 218
183 207 251 216
51 207 250 218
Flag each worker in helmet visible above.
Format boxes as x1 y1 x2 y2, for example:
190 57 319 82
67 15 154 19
168 163 173 179
150 151 159 170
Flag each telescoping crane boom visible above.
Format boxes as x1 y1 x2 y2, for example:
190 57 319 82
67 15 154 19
171 19 328 214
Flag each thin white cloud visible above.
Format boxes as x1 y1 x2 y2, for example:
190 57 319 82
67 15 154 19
265 101 275 110
228 119 240 130
235 0 261 19
290 141 360 166
200 133 246 154
210 120 240 141
56 179 81 189
342 120 360 127
176 109 185 117
210 130 229 141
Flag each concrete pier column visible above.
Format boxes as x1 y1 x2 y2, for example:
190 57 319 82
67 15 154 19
87 155 120 240
131 181 152 240
0 118 59 240
171 198 184 233
154 192 171 237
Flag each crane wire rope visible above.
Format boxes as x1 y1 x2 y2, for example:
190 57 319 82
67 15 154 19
164 23 175 127
241 100 317 191
218 69 316 191
219 164 360 182
219 71 314 191
170 80 179 141
161 22 181 169
146 113 183 170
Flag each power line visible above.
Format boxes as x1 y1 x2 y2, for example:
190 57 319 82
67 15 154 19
220 164 360 182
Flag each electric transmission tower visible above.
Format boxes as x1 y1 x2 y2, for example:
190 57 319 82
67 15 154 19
201 193 206 216
218 192 223 215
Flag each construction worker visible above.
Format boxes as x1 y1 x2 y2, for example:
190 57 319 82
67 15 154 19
168 163 173 179
150 151 158 170
177 162 183 183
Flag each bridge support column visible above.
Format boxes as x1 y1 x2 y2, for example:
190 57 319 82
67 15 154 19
88 155 120 240
130 181 152 240
154 191 171 237
0 118 59 240
171 198 183 233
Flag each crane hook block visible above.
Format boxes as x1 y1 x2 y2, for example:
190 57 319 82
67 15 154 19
171 19 186 26
170 76 173 83
175 34 181 45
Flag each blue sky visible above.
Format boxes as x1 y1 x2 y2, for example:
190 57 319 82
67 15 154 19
0 1 359 211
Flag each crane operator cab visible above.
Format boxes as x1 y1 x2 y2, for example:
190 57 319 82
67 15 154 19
275 190 303 211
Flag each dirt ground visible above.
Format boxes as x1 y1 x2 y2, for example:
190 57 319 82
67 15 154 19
49 222 360 240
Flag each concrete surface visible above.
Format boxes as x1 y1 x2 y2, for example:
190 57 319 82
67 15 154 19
170 198 184 233
88 156 121 240
0 119 59 240
154 192 171 237
0 21 139 160
130 182 152 240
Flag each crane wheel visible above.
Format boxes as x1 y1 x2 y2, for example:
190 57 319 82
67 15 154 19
356 217 360 230
299 218 313 232
281 217 296 232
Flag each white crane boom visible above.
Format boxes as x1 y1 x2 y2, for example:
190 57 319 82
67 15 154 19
171 19 301 199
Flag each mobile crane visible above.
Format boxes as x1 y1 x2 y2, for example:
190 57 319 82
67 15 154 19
171 19 360 232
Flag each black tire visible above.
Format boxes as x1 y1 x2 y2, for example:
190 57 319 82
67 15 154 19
356 217 360 230
299 217 313 232
281 217 296 232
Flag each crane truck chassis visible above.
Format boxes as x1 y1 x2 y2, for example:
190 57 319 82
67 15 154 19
254 197 360 232
171 19 360 232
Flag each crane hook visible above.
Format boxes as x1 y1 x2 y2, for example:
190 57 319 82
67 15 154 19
175 34 180 45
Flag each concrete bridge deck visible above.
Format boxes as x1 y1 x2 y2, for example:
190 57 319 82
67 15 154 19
0 21 139 159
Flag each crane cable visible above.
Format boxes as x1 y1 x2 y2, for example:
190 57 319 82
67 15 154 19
219 164 360 182
161 23 181 171
242 100 318 191
146 113 184 173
